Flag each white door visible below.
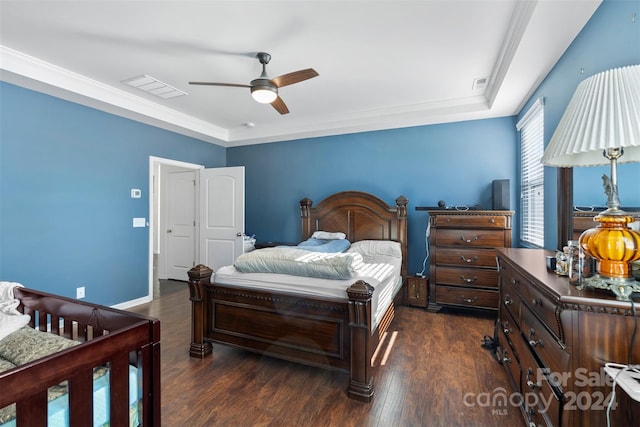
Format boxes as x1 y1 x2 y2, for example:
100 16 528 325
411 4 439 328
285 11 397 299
165 168 196 280
199 166 245 271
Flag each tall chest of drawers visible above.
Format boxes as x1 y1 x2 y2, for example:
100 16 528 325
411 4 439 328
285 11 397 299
426 210 513 311
497 248 640 427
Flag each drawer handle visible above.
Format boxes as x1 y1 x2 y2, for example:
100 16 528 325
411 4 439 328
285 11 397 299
526 368 541 390
489 218 496 224
460 235 479 243
501 350 512 364
460 296 478 304
510 278 519 286
531 298 542 307
460 255 478 263
502 322 512 335
460 275 478 283
411 283 420 299
528 329 544 348
503 295 513 306
526 378 541 390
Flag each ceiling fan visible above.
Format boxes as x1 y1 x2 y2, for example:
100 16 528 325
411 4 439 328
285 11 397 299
189 52 318 115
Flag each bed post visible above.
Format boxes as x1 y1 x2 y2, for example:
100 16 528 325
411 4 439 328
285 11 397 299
300 197 313 239
347 280 375 402
395 195 408 280
187 264 213 358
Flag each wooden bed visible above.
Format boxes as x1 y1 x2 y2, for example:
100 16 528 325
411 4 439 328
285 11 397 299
0 287 160 426
187 191 408 402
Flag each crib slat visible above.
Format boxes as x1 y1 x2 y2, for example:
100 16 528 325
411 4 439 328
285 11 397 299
69 369 93 427
110 353 129 426
37 310 47 332
15 390 47 427
63 318 73 339
50 314 61 335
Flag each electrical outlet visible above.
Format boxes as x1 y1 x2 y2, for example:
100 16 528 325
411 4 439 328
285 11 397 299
76 286 85 299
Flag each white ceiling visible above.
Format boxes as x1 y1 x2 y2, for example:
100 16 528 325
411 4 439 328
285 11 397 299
0 0 602 147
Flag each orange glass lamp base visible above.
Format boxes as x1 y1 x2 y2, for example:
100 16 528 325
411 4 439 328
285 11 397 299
579 213 640 300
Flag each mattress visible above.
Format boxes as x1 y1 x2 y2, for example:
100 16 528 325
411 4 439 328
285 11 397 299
0 365 139 427
214 256 402 328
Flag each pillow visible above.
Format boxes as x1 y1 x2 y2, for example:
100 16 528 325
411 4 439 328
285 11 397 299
297 238 351 253
348 240 402 259
311 231 346 240
0 326 79 366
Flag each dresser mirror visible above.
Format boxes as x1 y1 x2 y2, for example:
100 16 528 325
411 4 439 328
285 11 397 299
558 165 640 249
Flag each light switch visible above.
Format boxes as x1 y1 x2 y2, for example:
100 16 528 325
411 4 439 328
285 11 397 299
133 217 146 227
131 189 142 198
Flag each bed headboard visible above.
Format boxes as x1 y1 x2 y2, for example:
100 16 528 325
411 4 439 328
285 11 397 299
300 191 408 278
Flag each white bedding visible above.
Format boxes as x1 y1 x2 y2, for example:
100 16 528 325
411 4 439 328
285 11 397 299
214 255 402 329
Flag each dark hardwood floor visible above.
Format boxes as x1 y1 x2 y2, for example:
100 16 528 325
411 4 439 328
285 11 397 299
130 287 525 426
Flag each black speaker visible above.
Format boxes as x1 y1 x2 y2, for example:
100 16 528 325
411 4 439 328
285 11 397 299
492 179 510 210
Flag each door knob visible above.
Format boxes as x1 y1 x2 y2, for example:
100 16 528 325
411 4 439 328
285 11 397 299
167 229 172 233
237 232 243 237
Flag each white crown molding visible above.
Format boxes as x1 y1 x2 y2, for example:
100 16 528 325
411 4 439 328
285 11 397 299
228 95 493 145
0 45 508 147
485 0 539 108
0 42 513 147
0 45 229 143
1 42 499 146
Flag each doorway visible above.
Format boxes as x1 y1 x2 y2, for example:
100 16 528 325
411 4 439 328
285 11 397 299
147 157 246 301
149 156 203 300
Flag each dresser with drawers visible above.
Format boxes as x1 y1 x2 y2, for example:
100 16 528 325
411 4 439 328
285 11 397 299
497 248 640 427
426 210 513 311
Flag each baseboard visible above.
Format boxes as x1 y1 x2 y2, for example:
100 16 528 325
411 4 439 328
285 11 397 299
111 294 152 310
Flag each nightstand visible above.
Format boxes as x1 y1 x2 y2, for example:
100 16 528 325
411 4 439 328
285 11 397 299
406 275 428 308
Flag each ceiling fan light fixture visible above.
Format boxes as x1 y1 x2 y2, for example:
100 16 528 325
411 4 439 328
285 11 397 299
251 85 278 104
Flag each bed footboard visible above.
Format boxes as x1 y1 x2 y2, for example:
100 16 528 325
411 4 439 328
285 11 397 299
187 264 380 401
0 288 161 426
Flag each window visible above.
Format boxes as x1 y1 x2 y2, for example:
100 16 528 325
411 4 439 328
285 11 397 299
517 98 544 247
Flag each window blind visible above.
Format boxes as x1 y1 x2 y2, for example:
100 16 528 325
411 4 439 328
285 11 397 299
517 98 544 247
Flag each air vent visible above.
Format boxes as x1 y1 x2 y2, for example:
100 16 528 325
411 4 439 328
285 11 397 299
472 77 488 91
122 75 187 99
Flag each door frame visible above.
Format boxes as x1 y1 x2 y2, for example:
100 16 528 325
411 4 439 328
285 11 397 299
148 156 203 301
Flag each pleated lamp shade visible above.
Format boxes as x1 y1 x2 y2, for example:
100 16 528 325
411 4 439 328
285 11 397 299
541 64 640 167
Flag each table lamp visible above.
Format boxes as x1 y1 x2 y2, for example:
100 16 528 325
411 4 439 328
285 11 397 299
541 64 640 300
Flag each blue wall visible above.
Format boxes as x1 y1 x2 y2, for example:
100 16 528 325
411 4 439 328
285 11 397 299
0 82 226 305
228 118 517 276
517 0 640 250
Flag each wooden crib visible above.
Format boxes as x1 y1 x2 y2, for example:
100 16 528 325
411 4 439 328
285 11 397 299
0 287 160 426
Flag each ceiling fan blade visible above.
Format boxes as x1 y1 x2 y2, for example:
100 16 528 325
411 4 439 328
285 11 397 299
271 96 289 115
188 82 251 88
271 69 319 88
